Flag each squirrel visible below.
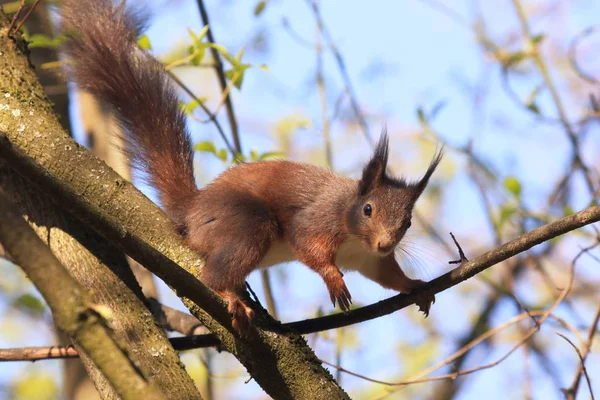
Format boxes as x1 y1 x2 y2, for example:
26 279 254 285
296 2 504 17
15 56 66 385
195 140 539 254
60 0 443 333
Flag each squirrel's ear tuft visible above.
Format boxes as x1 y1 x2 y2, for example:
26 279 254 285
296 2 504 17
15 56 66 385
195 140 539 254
413 146 444 197
359 128 389 195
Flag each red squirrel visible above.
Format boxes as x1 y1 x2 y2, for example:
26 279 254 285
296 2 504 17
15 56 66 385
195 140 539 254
60 0 443 332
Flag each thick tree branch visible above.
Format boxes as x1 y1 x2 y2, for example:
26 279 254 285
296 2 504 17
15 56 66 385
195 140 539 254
0 192 165 400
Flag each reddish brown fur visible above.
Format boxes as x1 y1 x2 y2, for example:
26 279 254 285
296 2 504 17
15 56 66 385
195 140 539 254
61 0 442 333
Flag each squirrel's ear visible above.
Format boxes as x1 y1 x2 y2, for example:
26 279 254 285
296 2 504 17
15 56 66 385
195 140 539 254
413 146 444 197
359 129 389 195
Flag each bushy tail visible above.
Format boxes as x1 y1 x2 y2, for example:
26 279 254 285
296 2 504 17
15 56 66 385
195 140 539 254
61 0 197 229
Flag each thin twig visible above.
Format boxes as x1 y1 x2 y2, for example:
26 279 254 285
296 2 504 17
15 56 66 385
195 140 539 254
557 332 595 400
511 0 596 196
195 0 241 152
307 0 373 145
313 0 333 170
167 70 236 155
563 302 600 400
14 0 41 34
448 232 468 264
6 0 26 36
567 25 600 85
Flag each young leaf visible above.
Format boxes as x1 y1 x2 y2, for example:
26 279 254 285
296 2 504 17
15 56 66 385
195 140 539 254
254 0 267 16
217 148 228 162
525 85 543 115
12 294 45 316
504 176 522 197
234 152 247 162
195 141 217 155
137 34 152 50
236 47 246 63
259 151 285 160
182 98 206 115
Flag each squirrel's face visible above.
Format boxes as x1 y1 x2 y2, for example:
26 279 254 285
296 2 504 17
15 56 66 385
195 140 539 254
347 187 417 256
347 130 443 256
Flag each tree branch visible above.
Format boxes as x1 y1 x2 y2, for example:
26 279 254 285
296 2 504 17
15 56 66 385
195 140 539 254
0 192 165 400
3 204 598 361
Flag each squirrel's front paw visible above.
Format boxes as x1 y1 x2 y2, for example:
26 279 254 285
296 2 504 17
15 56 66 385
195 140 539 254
324 270 352 312
405 279 435 318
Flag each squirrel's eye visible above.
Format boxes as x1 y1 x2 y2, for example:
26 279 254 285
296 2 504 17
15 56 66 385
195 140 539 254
363 204 372 217
406 221 412 229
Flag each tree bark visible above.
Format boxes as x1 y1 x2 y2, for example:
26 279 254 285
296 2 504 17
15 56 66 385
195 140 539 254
0 8 348 400
0 14 202 400
0 191 165 400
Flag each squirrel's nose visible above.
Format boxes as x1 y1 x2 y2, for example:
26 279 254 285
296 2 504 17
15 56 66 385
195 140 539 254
377 241 394 254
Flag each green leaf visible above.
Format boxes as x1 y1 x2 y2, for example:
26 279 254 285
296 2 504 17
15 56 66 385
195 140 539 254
236 47 246 63
137 34 152 50
254 0 267 16
197 25 210 41
194 141 217 155
187 27 211 65
216 149 228 162
250 149 259 161
504 176 522 197
225 66 250 89
564 206 574 216
12 372 58 400
525 85 543 115
181 98 206 115
417 107 427 125
27 33 66 49
12 294 45 316
531 34 546 45
504 51 527 67
234 152 246 162
259 151 285 160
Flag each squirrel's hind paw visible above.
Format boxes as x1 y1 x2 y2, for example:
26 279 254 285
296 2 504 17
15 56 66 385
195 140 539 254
219 292 255 335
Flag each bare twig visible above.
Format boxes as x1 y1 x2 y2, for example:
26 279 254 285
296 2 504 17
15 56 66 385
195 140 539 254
307 0 373 145
14 0 40 34
167 71 236 155
448 232 469 264
314 0 333 168
6 0 25 36
557 332 595 400
195 0 241 152
511 0 596 196
562 303 600 400
147 298 206 336
568 25 600 85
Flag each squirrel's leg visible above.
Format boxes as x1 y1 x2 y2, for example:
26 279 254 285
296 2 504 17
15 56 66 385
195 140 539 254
291 245 352 312
366 254 435 316
186 193 279 333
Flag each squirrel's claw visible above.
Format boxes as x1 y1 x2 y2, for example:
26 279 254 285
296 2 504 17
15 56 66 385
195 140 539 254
220 292 255 336
415 293 435 318
325 271 352 313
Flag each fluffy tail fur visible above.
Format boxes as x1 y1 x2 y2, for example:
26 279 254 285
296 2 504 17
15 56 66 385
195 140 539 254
61 0 197 229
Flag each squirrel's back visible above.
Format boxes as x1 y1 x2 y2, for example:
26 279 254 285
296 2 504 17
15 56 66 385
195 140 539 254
205 160 357 220
61 0 197 229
